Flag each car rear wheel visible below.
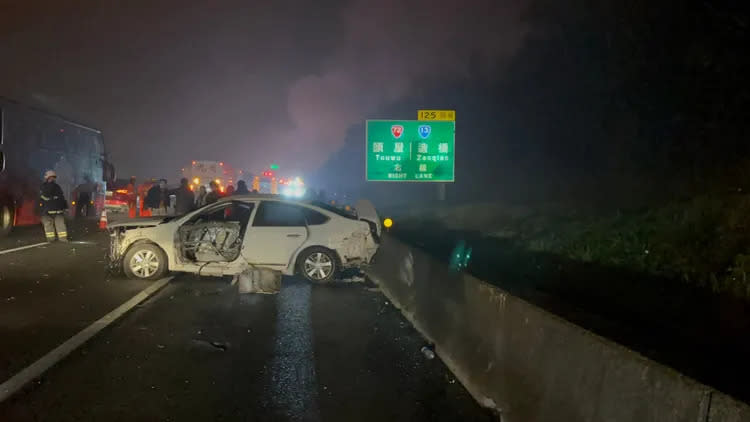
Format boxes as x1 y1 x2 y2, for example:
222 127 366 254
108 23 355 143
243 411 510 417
0 203 14 238
299 247 338 284
123 243 168 280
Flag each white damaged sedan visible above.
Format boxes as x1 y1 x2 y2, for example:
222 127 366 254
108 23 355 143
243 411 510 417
108 195 381 283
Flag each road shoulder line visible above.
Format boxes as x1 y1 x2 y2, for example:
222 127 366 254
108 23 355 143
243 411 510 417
0 242 48 256
0 277 172 402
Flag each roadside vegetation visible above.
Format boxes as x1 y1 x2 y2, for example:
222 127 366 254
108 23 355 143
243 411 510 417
391 192 750 302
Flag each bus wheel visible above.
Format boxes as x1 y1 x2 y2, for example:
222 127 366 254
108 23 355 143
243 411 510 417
0 203 14 237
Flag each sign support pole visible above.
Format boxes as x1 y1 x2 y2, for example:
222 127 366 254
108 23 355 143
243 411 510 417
437 183 446 201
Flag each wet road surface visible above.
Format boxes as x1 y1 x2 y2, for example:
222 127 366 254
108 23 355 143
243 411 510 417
0 222 151 382
0 225 47 252
0 219 99 251
0 228 492 421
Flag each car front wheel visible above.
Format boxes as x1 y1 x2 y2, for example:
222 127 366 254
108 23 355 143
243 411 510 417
299 247 338 284
123 243 168 280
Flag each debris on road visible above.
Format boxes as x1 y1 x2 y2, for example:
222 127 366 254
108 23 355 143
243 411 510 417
189 339 230 352
421 345 436 360
210 341 229 351
236 268 281 294
340 274 366 283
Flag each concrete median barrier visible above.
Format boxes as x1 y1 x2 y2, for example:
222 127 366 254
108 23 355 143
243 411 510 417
366 235 750 421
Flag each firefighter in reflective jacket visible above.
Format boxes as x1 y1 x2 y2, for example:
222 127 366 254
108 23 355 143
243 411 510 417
39 170 68 242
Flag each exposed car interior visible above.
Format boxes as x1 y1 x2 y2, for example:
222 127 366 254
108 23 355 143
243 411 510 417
178 201 254 262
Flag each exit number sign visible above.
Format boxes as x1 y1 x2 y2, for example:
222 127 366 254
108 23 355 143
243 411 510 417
366 120 455 182
418 109 455 121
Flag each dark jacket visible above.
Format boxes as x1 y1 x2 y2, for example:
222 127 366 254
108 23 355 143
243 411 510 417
40 181 67 214
234 181 249 195
145 185 167 209
204 191 220 205
174 186 195 215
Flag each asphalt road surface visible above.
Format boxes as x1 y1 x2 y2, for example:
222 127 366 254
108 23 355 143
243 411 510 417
0 222 151 382
0 222 492 421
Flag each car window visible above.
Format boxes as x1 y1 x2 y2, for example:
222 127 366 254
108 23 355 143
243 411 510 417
193 204 232 223
226 202 254 224
302 207 330 225
189 202 254 224
308 200 358 219
253 201 306 227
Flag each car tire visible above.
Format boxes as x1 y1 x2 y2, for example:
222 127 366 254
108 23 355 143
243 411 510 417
0 203 14 238
298 247 338 284
123 243 168 280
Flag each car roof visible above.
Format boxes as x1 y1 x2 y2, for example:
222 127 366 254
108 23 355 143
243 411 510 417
217 194 310 206
213 194 363 219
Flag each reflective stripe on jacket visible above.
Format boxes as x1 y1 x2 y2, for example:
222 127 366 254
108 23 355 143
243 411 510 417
40 182 67 214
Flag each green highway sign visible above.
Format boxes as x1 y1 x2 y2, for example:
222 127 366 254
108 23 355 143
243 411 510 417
270 163 279 170
366 120 455 182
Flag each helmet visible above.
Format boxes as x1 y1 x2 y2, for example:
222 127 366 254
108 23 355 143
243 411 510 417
44 170 57 180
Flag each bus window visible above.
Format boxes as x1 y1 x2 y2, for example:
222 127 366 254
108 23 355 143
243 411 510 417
40 118 65 151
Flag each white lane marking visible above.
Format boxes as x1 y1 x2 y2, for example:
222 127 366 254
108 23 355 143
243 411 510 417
0 277 172 402
0 242 48 256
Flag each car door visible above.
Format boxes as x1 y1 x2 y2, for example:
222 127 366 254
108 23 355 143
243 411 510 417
242 201 308 269
176 201 255 266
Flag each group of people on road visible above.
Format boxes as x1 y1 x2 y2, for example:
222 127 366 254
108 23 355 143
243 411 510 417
143 177 197 216
38 170 257 242
194 179 250 207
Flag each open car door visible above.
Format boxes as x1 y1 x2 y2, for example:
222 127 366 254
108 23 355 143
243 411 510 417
178 201 255 263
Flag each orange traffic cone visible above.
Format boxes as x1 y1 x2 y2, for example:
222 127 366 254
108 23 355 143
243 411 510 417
99 210 108 230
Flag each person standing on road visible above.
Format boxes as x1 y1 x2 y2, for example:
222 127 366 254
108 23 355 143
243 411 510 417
204 181 221 205
173 178 196 215
226 184 235 196
39 170 68 242
126 176 137 218
145 179 169 216
234 180 249 195
195 185 208 208
73 175 95 218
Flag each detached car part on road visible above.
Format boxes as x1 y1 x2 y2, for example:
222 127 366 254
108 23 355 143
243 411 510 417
108 195 381 283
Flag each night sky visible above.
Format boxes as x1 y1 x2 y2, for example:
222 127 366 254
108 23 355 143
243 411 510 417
0 0 528 181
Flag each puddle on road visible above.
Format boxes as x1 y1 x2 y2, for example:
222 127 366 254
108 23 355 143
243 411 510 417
69 240 98 246
268 281 320 420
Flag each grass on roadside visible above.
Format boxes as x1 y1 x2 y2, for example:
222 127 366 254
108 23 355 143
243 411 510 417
392 193 750 301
